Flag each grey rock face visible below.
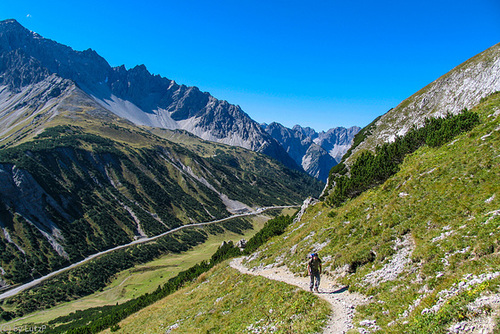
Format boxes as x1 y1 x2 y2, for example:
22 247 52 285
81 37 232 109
302 143 336 181
263 122 360 181
347 42 500 163
0 19 298 170
0 164 69 258
314 126 361 162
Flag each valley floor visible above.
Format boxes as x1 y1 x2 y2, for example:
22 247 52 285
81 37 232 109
230 257 367 334
0 206 295 303
1 210 297 328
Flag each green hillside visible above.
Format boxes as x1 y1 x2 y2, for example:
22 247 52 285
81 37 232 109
244 92 500 332
0 108 321 287
86 93 499 334
101 262 330 334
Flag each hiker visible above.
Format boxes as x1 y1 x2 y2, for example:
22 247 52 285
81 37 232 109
307 253 322 292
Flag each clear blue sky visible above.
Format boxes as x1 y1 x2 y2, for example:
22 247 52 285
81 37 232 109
1 1 499 131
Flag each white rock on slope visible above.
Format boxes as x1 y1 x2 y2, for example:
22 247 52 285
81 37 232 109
348 43 500 163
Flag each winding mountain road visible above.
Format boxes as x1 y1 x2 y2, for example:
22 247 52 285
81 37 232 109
0 205 297 301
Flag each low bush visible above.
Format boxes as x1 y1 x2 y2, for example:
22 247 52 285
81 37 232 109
326 110 480 207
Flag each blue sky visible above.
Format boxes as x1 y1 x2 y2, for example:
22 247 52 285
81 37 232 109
1 1 499 131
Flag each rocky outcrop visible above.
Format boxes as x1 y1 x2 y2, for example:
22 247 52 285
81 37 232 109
0 164 69 258
347 42 500 163
301 144 336 181
293 197 318 224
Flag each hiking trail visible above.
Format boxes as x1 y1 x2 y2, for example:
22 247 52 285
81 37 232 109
230 257 367 334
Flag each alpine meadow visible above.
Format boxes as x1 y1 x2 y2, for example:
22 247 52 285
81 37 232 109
0 17 499 334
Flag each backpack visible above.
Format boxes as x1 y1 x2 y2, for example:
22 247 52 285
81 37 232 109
309 257 321 272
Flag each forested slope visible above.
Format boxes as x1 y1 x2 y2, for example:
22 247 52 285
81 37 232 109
0 121 321 286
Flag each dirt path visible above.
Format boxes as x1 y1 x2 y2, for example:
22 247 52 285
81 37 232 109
230 257 367 334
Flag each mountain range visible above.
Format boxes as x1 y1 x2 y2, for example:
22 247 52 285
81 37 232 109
0 19 355 180
1 17 499 334
262 122 360 181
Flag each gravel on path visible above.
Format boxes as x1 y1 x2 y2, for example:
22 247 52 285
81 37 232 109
230 257 367 334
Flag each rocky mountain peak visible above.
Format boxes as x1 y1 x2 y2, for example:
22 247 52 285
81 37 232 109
292 124 317 138
0 19 300 171
0 19 111 91
263 122 360 181
0 19 29 37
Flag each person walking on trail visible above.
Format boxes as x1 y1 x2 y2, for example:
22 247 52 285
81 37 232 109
307 253 322 292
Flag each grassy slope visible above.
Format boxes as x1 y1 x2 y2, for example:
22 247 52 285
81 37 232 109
102 262 330 334
245 92 500 332
345 42 500 165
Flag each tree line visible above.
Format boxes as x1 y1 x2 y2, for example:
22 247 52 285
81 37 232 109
0 229 208 321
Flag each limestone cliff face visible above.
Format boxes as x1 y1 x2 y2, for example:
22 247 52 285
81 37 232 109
347 42 500 163
0 164 68 258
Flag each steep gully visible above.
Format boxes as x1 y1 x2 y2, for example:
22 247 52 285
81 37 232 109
0 206 297 301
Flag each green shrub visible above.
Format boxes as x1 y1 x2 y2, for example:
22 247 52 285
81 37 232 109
326 110 480 207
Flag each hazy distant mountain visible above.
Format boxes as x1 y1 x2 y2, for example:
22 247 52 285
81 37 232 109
262 122 360 181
